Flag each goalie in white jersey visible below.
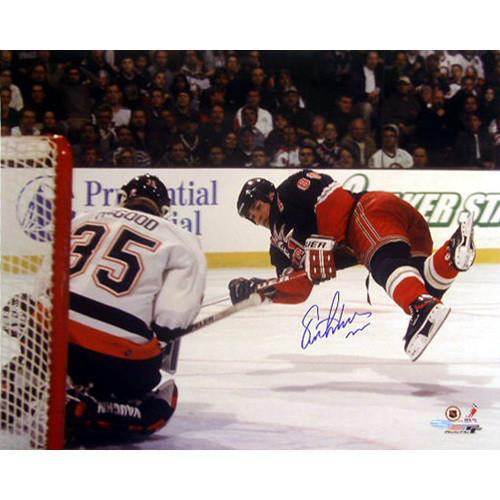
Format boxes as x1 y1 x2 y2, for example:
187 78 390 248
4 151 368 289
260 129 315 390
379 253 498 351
67 174 207 443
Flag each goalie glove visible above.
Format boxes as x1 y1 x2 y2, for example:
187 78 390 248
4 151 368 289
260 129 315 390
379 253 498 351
304 235 337 284
228 277 275 305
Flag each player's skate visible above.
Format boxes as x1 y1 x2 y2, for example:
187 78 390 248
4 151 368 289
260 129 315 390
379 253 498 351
449 211 476 271
404 294 451 362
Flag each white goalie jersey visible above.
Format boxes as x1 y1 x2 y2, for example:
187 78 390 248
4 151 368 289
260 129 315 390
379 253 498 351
69 207 207 346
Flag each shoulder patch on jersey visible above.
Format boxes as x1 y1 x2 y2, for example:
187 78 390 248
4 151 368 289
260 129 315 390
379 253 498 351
277 194 284 212
305 171 322 180
297 178 311 191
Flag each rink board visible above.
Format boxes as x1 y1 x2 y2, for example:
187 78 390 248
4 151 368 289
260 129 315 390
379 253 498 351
70 168 500 266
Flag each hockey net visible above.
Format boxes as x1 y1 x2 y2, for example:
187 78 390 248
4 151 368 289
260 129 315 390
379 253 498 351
0 136 72 449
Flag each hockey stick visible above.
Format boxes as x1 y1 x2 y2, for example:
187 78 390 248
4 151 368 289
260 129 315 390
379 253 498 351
171 270 310 340
174 292 263 339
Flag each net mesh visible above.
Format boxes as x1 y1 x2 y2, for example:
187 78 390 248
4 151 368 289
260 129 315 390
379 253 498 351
1 137 58 449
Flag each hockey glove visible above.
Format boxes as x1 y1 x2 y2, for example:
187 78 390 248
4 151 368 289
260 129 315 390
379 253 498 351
304 235 337 284
228 277 274 305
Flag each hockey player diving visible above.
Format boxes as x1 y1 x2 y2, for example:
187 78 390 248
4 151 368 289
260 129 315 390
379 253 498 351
229 169 476 361
66 174 206 444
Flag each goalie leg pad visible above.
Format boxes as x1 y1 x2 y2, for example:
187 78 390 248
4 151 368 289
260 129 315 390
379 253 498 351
66 382 177 441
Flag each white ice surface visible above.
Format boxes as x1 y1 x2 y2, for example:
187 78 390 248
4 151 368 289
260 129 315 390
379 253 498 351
114 264 500 450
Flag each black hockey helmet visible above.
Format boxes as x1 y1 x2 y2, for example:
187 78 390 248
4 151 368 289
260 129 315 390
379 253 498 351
120 174 171 216
237 177 275 221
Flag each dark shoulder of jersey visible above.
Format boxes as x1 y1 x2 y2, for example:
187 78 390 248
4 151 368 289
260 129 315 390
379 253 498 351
274 169 335 236
268 169 336 276
277 169 335 214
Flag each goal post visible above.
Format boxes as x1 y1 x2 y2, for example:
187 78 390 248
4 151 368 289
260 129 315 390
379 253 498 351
0 135 73 449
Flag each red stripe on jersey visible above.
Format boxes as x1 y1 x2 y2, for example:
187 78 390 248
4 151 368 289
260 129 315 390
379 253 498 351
316 186 357 243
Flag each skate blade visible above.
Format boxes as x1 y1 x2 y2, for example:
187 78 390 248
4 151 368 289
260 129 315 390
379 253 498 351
406 304 451 362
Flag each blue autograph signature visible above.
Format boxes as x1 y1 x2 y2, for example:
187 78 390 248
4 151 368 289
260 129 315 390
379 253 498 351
300 291 372 350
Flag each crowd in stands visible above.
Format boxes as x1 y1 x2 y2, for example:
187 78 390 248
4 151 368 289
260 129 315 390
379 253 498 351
1 50 499 169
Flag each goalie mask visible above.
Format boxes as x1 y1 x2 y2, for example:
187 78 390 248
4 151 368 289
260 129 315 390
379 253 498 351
237 178 275 222
119 174 171 216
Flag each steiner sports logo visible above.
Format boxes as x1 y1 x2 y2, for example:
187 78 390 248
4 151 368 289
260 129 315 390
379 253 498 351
16 175 55 242
431 404 482 434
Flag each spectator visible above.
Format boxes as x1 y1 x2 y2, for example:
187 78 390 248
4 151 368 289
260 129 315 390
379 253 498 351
235 89 273 137
148 71 171 95
89 69 111 107
380 76 421 147
413 54 448 92
21 63 58 110
148 51 174 89
338 146 356 168
129 108 150 152
225 54 247 111
278 86 311 138
199 104 231 156
177 118 203 165
462 51 485 80
11 108 40 136
36 51 63 89
368 124 414 168
105 83 131 127
350 51 383 130
328 94 355 140
161 141 191 167
446 64 464 100
250 147 271 168
134 54 152 87
487 118 500 167
236 105 266 147
315 122 341 168
458 95 481 131
265 112 289 156
412 147 429 168
223 131 239 164
40 110 67 136
304 115 327 147
94 104 117 157
298 145 319 169
454 115 495 168
112 125 152 167
180 50 210 90
77 146 103 168
479 87 499 125
249 67 276 111
116 57 144 109
385 51 411 96
340 118 377 166
173 90 196 123
416 89 453 165
1 124 11 136
113 147 137 167
59 65 92 132
81 51 115 81
73 123 101 160
275 69 305 109
234 127 259 167
0 69 23 111
271 126 301 167
199 86 228 117
28 84 52 125
1 87 20 127
207 145 227 166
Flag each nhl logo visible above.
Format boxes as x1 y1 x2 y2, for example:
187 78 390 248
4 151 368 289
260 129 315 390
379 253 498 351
445 406 461 421
16 175 55 243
